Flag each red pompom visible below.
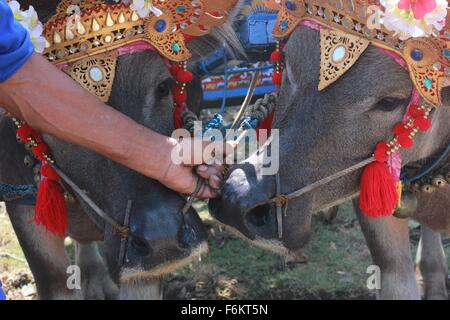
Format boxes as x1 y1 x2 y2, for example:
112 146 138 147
17 125 36 143
414 117 431 131
408 105 425 118
173 88 187 104
393 123 411 136
32 143 50 161
270 51 283 62
176 70 193 83
169 64 181 77
374 141 390 163
360 161 398 218
397 133 414 149
272 71 283 85
35 163 67 237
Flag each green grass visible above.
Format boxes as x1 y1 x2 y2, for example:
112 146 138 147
165 202 375 299
165 201 450 299
1 201 449 300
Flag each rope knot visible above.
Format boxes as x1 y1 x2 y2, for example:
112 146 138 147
274 195 289 208
113 226 130 238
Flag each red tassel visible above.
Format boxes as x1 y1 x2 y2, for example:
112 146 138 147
360 161 399 218
34 163 68 237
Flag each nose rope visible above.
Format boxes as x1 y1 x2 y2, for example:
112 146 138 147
55 164 206 229
55 165 204 267
58 168 205 268
282 157 375 200
275 173 284 238
264 157 375 239
118 200 133 266
182 176 205 215
51 165 131 236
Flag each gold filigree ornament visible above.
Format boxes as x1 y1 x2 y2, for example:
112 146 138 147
42 0 237 101
319 28 370 91
264 0 450 107
64 51 118 102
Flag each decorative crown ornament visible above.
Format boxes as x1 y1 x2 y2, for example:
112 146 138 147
34 0 237 102
264 0 449 218
264 0 449 107
43 0 237 64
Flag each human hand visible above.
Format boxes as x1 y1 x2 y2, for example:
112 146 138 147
161 162 224 199
159 137 234 199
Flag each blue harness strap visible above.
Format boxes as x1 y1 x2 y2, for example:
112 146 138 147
0 183 36 205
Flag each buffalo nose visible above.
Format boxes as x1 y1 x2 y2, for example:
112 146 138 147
128 232 190 264
209 165 278 239
130 235 153 258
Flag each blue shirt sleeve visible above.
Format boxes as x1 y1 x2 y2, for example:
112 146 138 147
0 0 34 83
0 280 6 300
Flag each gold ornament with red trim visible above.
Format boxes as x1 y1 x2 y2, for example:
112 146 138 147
43 0 237 63
263 0 449 218
264 0 449 107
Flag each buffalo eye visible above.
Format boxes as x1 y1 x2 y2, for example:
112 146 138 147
155 78 173 99
374 97 407 112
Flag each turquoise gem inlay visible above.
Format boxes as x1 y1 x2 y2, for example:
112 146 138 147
176 5 186 13
171 42 181 52
280 20 289 30
443 49 450 58
423 77 433 89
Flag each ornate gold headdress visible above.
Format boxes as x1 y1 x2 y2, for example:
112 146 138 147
264 0 449 107
263 1 449 218
8 0 238 237
42 0 237 101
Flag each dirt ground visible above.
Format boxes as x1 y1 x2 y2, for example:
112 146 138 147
1 201 449 300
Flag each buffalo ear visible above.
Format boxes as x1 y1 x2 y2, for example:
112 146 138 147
441 86 450 108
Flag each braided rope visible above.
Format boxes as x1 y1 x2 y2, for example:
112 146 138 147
241 93 277 130
0 183 36 202
181 111 199 135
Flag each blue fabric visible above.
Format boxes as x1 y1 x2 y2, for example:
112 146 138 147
0 280 6 300
0 0 34 83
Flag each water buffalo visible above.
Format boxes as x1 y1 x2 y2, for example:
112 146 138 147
0 0 243 299
210 24 449 299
